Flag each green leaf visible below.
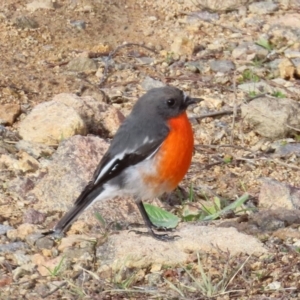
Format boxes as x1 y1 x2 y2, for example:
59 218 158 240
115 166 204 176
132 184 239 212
201 193 249 221
144 203 180 229
255 38 273 51
94 211 106 227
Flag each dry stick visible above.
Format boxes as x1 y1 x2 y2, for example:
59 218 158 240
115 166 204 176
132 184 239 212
269 158 300 171
43 270 83 298
230 71 238 144
195 93 267 121
197 144 255 153
98 43 157 87
286 123 300 132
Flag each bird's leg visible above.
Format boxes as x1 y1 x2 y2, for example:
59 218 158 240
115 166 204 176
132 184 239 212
130 200 178 241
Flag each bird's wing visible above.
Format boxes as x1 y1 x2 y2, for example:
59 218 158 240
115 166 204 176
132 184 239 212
74 123 169 205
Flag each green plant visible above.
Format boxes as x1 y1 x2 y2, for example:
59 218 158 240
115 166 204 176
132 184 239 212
252 58 264 67
43 255 65 277
144 203 180 229
256 38 273 51
188 183 195 202
165 52 174 64
248 90 257 98
201 193 249 221
272 90 285 98
240 69 260 83
166 252 251 297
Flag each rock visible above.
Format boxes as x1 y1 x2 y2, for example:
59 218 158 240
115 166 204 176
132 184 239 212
241 96 300 138
271 13 300 28
25 233 44 247
15 140 54 159
291 58 300 77
35 237 54 250
209 60 235 73
8 177 35 199
273 228 300 240
96 223 266 273
0 104 21 125
278 58 295 80
17 223 36 240
194 0 249 12
141 76 165 91
58 235 91 252
232 42 269 60
0 125 20 141
259 178 300 210
269 24 300 44
0 225 13 235
67 57 98 74
248 1 278 15
170 35 194 56
31 135 141 227
26 0 55 11
17 151 40 172
23 209 46 225
0 242 26 253
273 142 300 158
14 16 39 29
53 93 124 137
136 57 154 65
18 101 86 145
0 152 39 173
69 20 86 30
284 50 300 59
7 224 35 241
250 209 300 231
185 61 208 73
32 254 67 276
186 11 219 23
13 252 31 265
238 80 275 94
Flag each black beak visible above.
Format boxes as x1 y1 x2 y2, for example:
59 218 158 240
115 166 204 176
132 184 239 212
185 96 204 106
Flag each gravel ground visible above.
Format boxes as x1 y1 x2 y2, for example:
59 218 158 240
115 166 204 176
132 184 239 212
1 0 300 299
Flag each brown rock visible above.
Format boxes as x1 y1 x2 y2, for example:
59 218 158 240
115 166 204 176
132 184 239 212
31 135 141 227
273 228 300 240
259 178 300 209
170 35 194 56
279 58 295 80
241 97 300 138
0 104 21 125
23 209 46 225
53 93 124 137
7 224 35 241
18 101 87 145
66 57 98 74
96 223 267 274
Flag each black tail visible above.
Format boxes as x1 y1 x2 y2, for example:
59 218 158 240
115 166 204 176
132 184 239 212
44 183 104 235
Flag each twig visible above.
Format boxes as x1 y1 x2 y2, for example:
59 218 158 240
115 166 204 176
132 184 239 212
196 144 254 153
195 93 267 121
43 270 83 298
230 71 238 144
195 110 234 120
244 93 268 103
99 43 157 87
269 159 300 171
286 123 300 132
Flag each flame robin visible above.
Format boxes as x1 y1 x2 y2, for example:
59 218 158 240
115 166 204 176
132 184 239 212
45 86 201 240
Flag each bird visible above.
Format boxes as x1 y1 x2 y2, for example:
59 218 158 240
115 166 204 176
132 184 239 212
44 86 201 241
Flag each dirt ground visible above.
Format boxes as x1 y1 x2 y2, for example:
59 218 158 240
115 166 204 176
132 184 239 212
1 0 300 299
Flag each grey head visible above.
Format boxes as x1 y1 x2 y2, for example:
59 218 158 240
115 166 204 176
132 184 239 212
131 86 200 120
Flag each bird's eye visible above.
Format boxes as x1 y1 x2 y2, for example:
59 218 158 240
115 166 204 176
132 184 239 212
167 98 176 107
